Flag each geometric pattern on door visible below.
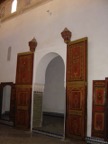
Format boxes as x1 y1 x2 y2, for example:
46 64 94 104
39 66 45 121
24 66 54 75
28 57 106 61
66 37 87 139
105 77 108 141
67 38 87 82
92 80 105 139
66 82 87 138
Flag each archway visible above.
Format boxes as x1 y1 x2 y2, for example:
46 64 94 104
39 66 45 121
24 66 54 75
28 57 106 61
32 52 65 137
0 82 15 126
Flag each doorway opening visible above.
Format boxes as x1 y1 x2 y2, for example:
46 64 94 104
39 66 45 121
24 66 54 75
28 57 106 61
32 53 65 138
1 85 11 120
0 82 15 126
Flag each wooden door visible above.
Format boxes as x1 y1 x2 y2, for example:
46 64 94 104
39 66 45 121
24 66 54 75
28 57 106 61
66 37 87 139
0 84 2 119
92 80 106 139
15 86 31 129
15 52 34 129
105 78 108 141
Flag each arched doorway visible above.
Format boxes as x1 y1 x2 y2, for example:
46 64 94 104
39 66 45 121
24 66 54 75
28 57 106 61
0 82 15 126
32 52 65 138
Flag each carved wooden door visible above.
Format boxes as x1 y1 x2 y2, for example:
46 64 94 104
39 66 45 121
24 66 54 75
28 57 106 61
15 86 31 129
66 38 87 139
15 52 34 129
92 80 106 139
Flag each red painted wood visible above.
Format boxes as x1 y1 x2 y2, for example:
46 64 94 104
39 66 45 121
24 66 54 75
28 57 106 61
15 52 34 129
16 53 34 85
66 37 87 139
15 87 31 129
92 80 106 139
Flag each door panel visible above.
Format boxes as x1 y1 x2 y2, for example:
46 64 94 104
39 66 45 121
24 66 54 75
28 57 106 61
67 115 82 136
66 37 87 139
105 78 108 141
66 82 87 138
92 80 105 138
15 86 31 129
105 77 108 141
16 52 34 85
15 52 34 129
67 38 87 82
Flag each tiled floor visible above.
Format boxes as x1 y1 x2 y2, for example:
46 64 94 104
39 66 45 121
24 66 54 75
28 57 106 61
0 124 86 144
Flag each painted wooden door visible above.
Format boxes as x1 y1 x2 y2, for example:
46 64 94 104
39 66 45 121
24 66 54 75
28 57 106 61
66 38 87 139
92 80 106 139
15 52 34 129
105 78 108 141
15 86 31 129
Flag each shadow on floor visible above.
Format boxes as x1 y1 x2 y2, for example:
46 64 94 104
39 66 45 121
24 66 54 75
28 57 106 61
0 124 86 144
34 114 64 137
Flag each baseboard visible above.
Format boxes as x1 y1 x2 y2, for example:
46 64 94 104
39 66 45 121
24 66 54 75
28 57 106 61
32 129 64 139
43 112 64 118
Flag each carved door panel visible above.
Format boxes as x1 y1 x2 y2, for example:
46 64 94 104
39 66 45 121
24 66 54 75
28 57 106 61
16 52 34 85
92 80 105 139
15 52 34 129
66 38 87 139
15 86 31 129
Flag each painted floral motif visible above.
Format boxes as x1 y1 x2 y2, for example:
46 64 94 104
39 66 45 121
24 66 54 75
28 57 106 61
94 113 104 131
95 88 105 105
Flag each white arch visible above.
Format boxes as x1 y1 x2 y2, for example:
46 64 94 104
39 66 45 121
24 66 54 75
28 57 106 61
31 51 66 131
34 52 65 85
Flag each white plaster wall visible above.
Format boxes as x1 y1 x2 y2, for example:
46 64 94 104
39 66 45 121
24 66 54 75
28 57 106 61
43 56 65 113
0 0 108 136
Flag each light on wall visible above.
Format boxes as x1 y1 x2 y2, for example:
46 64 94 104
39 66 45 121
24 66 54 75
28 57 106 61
11 0 17 13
